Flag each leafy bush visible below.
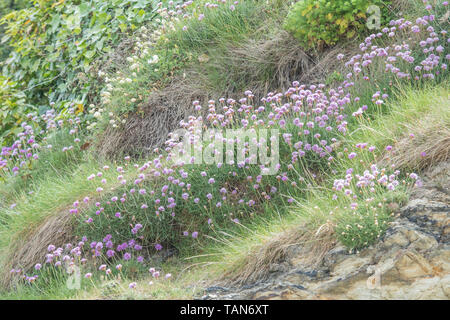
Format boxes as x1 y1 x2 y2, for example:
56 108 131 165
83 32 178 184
0 0 29 61
0 76 28 141
283 0 391 49
0 0 157 144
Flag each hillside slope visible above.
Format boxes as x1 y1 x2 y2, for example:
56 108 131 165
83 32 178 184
0 0 448 300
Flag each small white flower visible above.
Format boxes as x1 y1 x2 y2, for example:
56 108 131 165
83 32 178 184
148 55 159 64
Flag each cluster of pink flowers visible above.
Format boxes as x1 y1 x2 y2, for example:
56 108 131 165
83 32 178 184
12 233 171 287
333 161 421 201
0 107 82 180
343 5 448 86
9 268 38 284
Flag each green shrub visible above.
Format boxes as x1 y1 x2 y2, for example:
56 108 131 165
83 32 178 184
0 0 158 145
283 0 391 49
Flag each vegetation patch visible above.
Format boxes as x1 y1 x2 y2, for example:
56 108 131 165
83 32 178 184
0 0 159 143
0 0 448 299
283 0 394 49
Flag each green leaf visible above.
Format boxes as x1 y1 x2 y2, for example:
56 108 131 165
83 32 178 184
84 50 95 60
119 23 127 33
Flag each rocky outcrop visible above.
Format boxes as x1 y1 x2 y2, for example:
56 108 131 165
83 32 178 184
202 162 450 300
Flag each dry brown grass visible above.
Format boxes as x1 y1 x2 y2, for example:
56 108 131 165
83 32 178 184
96 75 202 158
222 221 336 286
0 210 74 289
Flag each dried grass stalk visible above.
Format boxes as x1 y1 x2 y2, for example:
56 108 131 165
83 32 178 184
223 222 336 286
380 115 450 171
1 211 74 289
